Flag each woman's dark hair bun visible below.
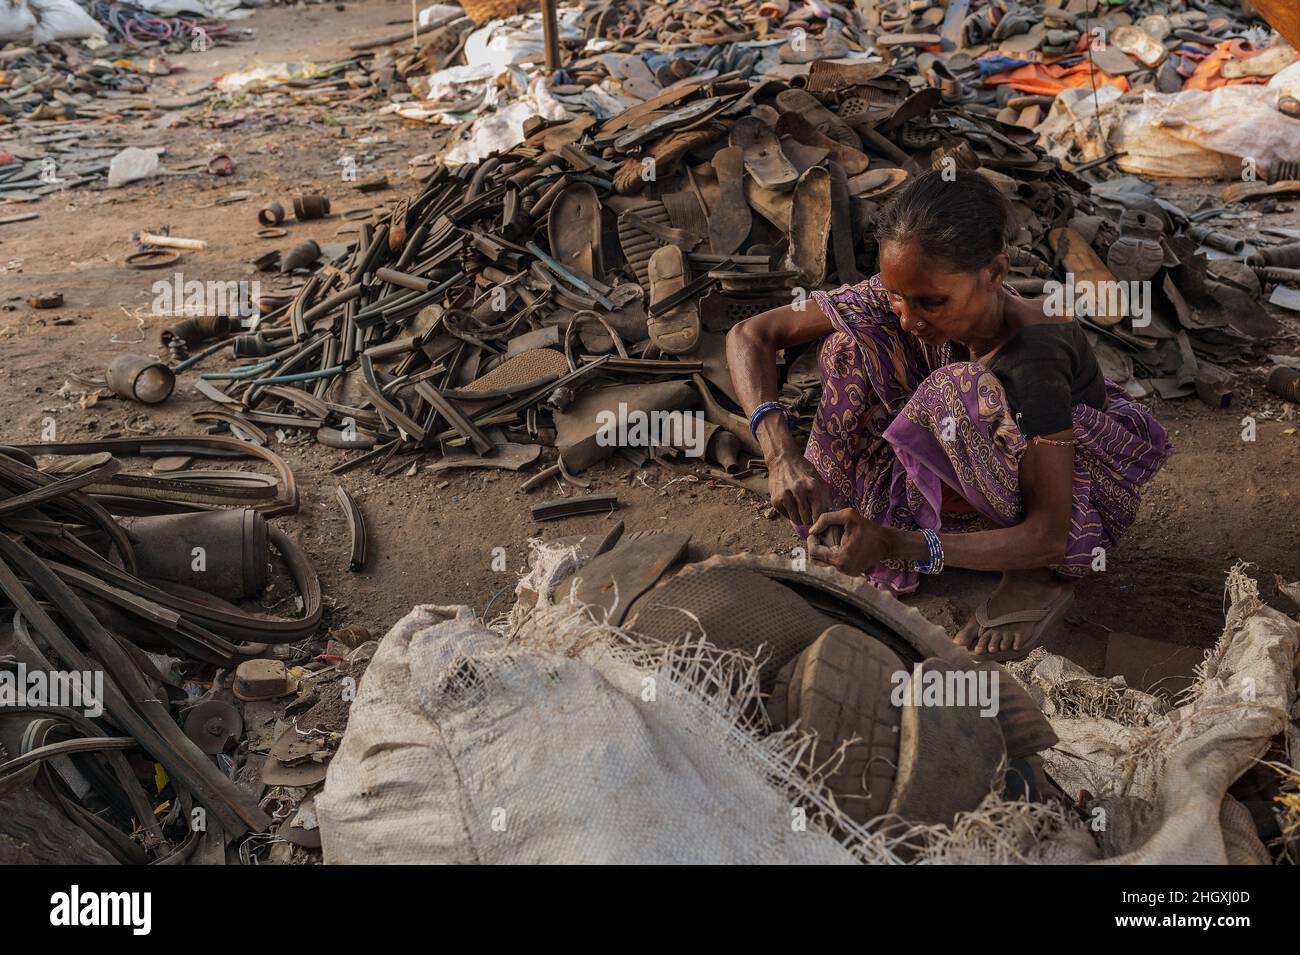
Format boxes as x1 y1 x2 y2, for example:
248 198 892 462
875 167 1012 272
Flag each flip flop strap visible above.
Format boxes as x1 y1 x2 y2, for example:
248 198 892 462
974 602 1051 630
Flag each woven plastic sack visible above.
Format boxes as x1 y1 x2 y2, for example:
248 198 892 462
1009 565 1298 864
29 0 106 42
317 601 859 864
0 0 37 41
319 551 1296 865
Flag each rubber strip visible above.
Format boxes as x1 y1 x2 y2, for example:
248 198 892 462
0 535 270 835
335 485 367 572
530 493 620 521
8 435 298 515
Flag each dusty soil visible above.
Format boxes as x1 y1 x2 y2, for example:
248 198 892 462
4 0 1300 677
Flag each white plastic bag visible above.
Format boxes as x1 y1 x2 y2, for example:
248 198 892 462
29 0 106 42
107 147 162 188
0 0 39 41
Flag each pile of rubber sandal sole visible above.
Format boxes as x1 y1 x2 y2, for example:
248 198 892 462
168 69 1097 491
162 1 1279 491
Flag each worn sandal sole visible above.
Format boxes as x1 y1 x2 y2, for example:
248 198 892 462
787 166 832 287
976 587 1075 663
647 244 702 354
826 162 863 284
548 181 604 282
775 111 871 175
775 88 862 150
730 115 799 192
707 144 752 255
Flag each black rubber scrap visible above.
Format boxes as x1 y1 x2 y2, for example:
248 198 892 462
531 493 620 521
335 485 367 572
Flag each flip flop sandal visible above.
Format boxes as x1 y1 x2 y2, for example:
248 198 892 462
826 162 863 284
804 58 890 93
1112 25 1168 68
600 52 661 101
778 19 850 64
786 165 832 287
927 61 973 104
596 79 714 140
548 181 605 283
707 145 753 255
730 115 800 192
744 179 794 232
775 88 862 150
779 135 831 174
992 11 1034 41
524 113 597 151
875 32 942 48
612 97 724 150
879 1 910 30
976 587 1074 663
723 78 789 118
878 86 943 133
837 94 899 129
775 111 871 175
647 244 702 354
1042 28 1080 53
750 103 782 127
846 166 908 199
1107 208 1166 282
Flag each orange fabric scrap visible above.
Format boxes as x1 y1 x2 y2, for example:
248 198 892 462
983 60 1130 96
1184 39 1289 90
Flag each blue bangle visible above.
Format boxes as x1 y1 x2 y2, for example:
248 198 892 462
914 529 944 574
749 401 789 439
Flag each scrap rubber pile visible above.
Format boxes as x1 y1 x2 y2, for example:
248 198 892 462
0 437 350 864
160 0 1298 494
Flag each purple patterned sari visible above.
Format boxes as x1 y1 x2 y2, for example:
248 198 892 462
805 275 1174 595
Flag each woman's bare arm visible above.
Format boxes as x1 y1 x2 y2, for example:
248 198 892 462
726 304 834 457
726 303 836 525
808 437 1075 573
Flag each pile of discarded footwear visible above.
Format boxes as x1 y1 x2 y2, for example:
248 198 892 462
0 437 344 864
154 4 1292 494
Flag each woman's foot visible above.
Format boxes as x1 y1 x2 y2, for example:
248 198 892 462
953 568 1073 657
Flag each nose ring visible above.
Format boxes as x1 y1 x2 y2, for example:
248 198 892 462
915 320 927 330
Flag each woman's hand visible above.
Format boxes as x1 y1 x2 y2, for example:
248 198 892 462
806 508 891 576
768 452 830 527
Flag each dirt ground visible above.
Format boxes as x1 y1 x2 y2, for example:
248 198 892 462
5 0 1300 677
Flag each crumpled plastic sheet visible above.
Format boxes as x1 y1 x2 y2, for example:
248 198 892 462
463 7 586 72
1040 84 1300 179
392 70 635 166
1 0 106 43
216 61 328 94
